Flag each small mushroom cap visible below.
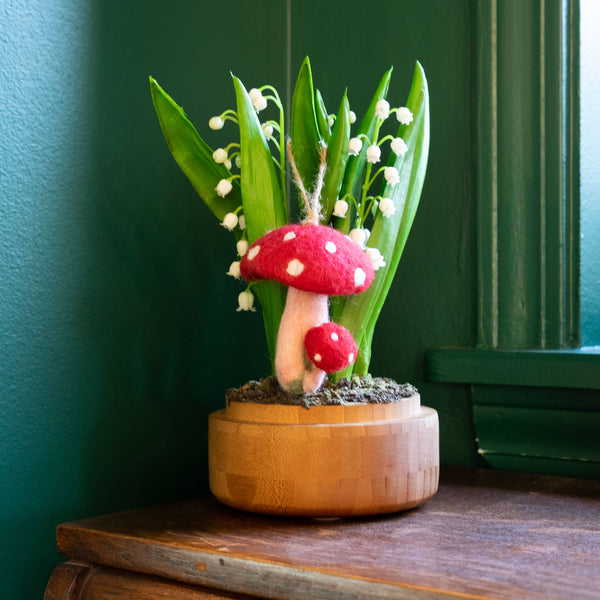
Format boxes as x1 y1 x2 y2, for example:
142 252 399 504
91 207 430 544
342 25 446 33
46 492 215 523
240 224 374 295
304 322 358 373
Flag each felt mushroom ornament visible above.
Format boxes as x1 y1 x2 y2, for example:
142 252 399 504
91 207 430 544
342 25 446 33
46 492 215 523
240 144 375 394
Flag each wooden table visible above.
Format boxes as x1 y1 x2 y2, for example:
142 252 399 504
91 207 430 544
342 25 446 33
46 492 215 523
44 469 600 600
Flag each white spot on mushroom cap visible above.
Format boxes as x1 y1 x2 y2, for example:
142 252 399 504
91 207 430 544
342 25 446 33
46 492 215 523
331 332 339 341
247 246 260 260
286 258 305 277
325 241 337 254
314 353 322 362
349 353 355 362
354 267 366 287
283 232 296 241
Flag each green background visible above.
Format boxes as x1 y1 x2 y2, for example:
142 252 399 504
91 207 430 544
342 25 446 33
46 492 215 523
1 0 478 597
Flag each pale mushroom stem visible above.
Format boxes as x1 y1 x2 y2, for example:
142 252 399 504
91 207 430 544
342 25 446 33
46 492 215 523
275 287 329 394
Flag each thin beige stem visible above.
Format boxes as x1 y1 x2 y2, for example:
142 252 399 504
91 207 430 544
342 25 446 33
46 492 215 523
286 140 310 216
287 141 328 225
308 144 328 224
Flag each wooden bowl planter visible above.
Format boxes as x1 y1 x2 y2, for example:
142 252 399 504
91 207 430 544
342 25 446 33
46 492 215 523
208 393 439 518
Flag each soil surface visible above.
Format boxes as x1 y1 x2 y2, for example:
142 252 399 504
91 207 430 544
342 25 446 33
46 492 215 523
225 374 418 408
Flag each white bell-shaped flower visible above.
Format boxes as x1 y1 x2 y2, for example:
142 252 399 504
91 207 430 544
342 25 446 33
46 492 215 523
248 88 267 112
236 290 256 312
221 212 239 231
348 137 363 156
367 144 381 164
375 99 390 120
262 123 274 139
366 247 386 270
384 166 400 186
209 116 224 130
350 228 368 248
227 261 241 279
379 197 396 218
333 199 349 218
391 137 408 157
215 179 233 198
366 144 381 164
396 107 414 125
212 148 228 164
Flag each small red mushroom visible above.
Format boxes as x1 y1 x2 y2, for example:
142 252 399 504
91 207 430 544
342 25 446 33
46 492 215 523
240 223 374 394
304 322 358 373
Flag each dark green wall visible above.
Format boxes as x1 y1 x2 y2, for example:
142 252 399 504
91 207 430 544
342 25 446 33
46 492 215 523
0 1 476 597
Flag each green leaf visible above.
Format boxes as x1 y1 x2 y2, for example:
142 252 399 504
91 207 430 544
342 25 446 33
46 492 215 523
233 75 287 367
336 68 393 233
321 92 350 223
331 62 430 381
315 89 331 143
290 57 322 198
233 76 287 241
149 77 242 221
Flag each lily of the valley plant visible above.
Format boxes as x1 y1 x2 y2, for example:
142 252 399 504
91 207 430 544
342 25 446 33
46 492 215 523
149 57 429 394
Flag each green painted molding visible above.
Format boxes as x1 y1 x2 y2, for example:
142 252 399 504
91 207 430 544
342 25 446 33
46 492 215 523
426 347 600 479
475 403 600 458
426 347 600 390
472 384 600 480
476 0 579 349
476 451 600 480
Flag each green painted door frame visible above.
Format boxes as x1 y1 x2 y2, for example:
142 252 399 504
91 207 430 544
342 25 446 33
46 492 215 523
476 0 579 350
427 0 600 479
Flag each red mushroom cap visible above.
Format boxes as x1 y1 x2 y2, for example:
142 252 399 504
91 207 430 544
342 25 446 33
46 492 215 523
240 224 374 295
304 322 358 373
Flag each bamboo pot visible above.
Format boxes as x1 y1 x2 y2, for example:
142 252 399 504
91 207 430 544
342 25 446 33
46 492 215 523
208 393 439 517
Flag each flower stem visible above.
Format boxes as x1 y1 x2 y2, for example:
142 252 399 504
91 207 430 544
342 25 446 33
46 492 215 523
378 134 394 146
365 166 387 189
363 196 379 222
358 119 383 223
220 109 239 125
